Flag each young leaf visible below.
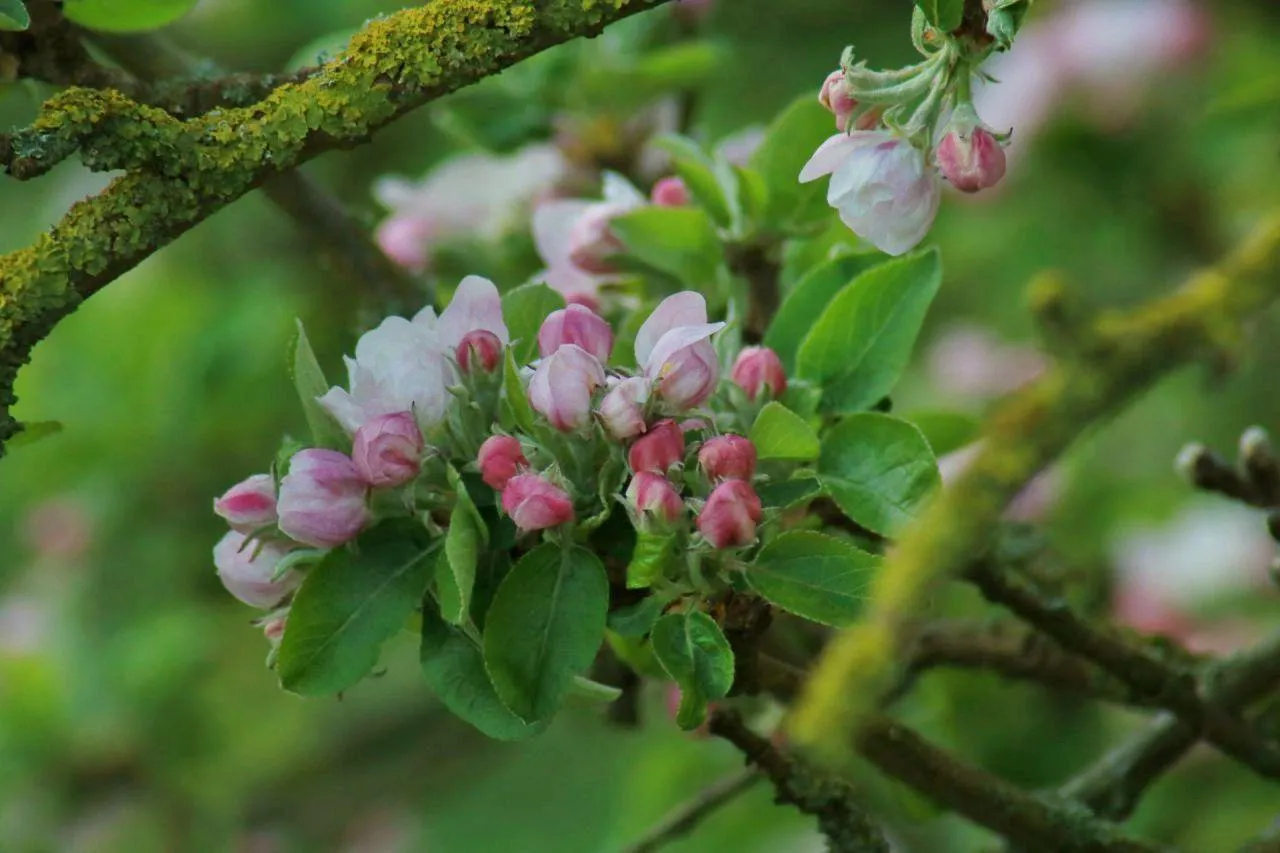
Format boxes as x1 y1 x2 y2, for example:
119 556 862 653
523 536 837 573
915 0 965 31
749 402 820 461
650 611 735 730
438 466 488 624
750 96 837 230
908 410 981 457
747 531 879 626
63 0 199 32
277 521 436 696
797 248 942 413
0 0 30 31
290 319 347 450
626 529 680 590
653 135 733 227
483 544 609 723
420 607 544 741
818 413 940 536
611 207 722 288
608 595 668 638
501 348 536 433
755 474 825 509
764 253 889 372
502 283 565 364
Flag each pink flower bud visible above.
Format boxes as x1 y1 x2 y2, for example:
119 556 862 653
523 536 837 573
352 412 423 488
213 531 300 609
626 472 684 525
478 435 528 490
656 339 720 410
213 474 277 533
502 473 575 532
538 304 614 363
262 611 288 645
567 203 627 274
697 480 763 549
628 419 685 474
456 329 503 374
730 346 787 401
651 176 691 207
936 125 1007 194
819 70 860 132
277 449 370 548
375 214 434 273
698 435 757 482
598 376 650 441
529 344 607 432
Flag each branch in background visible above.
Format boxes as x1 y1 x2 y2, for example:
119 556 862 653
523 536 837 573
706 710 890 853
1177 427 1280 509
0 0 676 452
966 560 1280 783
620 769 762 853
790 214 1280 750
1062 630 1280 820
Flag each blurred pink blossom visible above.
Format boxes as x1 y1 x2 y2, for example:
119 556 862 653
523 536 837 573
374 144 568 272
938 443 1062 523
0 596 49 656
927 323 1048 402
21 496 95 563
532 172 647 303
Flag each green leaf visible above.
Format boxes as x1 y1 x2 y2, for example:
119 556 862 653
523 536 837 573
756 474 825 509
277 522 436 695
819 413 940 536
650 611 734 730
419 607 544 741
501 348 535 433
608 596 667 638
612 207 722 288
749 402 820 461
653 135 732 227
568 675 622 704
0 0 29 31
748 532 879 626
290 320 347 450
8 420 61 449
750 96 837 230
502 283 565 365
63 0 198 32
765 253 889 372
907 411 981 457
915 0 965 31
626 529 679 590
438 466 488 624
483 544 609 722
797 248 942 413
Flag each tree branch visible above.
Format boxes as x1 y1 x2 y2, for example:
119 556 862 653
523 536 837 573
790 213 1280 749
966 560 1280 783
706 710 890 853
619 769 763 853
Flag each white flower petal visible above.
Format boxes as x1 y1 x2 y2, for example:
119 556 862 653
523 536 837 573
799 134 860 183
438 275 509 347
533 200 595 268
644 322 726 379
634 292 710 366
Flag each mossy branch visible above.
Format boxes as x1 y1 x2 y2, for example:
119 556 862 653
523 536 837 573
789 212 1280 753
0 0 674 452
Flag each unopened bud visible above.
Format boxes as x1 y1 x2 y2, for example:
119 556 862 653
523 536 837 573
457 329 503 374
538 304 614 363
697 480 763 549
213 532 300 609
937 123 1007 194
628 419 686 474
502 473 575 532
214 474 277 533
698 435 757 482
730 346 787 401
352 411 423 488
819 69 859 132
651 176 691 207
477 435 528 491
277 449 370 548
598 376 650 441
626 472 684 526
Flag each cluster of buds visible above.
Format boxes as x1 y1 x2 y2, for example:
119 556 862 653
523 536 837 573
801 21 1012 256
212 275 796 639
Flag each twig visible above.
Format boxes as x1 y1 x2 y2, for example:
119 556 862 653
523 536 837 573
1062 630 1280 820
966 560 1280 784
619 769 763 853
791 214 1280 748
706 710 890 853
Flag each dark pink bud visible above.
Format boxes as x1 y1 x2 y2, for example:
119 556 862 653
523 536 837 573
628 419 686 474
456 329 503 374
697 480 763 549
819 70 859 132
698 435 757 482
651 176 691 207
352 411 423 488
502 473 575 532
478 435 528 491
214 474 277 533
730 346 787 401
937 125 1007 193
626 472 684 525
537 304 614 363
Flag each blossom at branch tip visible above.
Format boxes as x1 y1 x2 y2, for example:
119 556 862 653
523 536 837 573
214 474 277 533
528 344 607 432
698 479 763 549
277 449 369 548
634 292 725 411
213 531 301 609
800 130 940 256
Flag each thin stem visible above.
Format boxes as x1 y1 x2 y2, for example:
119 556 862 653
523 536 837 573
619 770 763 853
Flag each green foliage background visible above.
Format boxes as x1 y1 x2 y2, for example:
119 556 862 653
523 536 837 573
2 1 1280 850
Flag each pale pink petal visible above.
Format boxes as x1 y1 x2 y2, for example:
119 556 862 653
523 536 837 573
437 275 509 347
799 134 862 183
644 323 726 379
533 200 595 267
601 171 648 208
635 292 710 366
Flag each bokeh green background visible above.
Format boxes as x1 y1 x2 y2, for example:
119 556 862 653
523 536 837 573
3 1 1280 850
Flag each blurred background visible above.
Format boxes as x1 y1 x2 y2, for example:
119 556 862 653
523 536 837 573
2 0 1280 850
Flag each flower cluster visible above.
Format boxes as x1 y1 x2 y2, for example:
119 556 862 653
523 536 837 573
211 278 792 643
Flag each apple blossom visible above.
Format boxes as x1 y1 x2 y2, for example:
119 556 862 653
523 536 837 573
532 172 647 303
730 347 787 401
650 176 691 207
528 344 607 432
626 472 684 525
698 435 757 483
457 329 504 374
697 480 763 549
277 449 370 548
478 435 528 491
634 292 725 411
213 531 301 609
936 119 1007 194
214 474 277 533
502 474 575 532
628 419 686 474
352 412 423 488
598 376 650 441
537 304 614 363
799 130 940 256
